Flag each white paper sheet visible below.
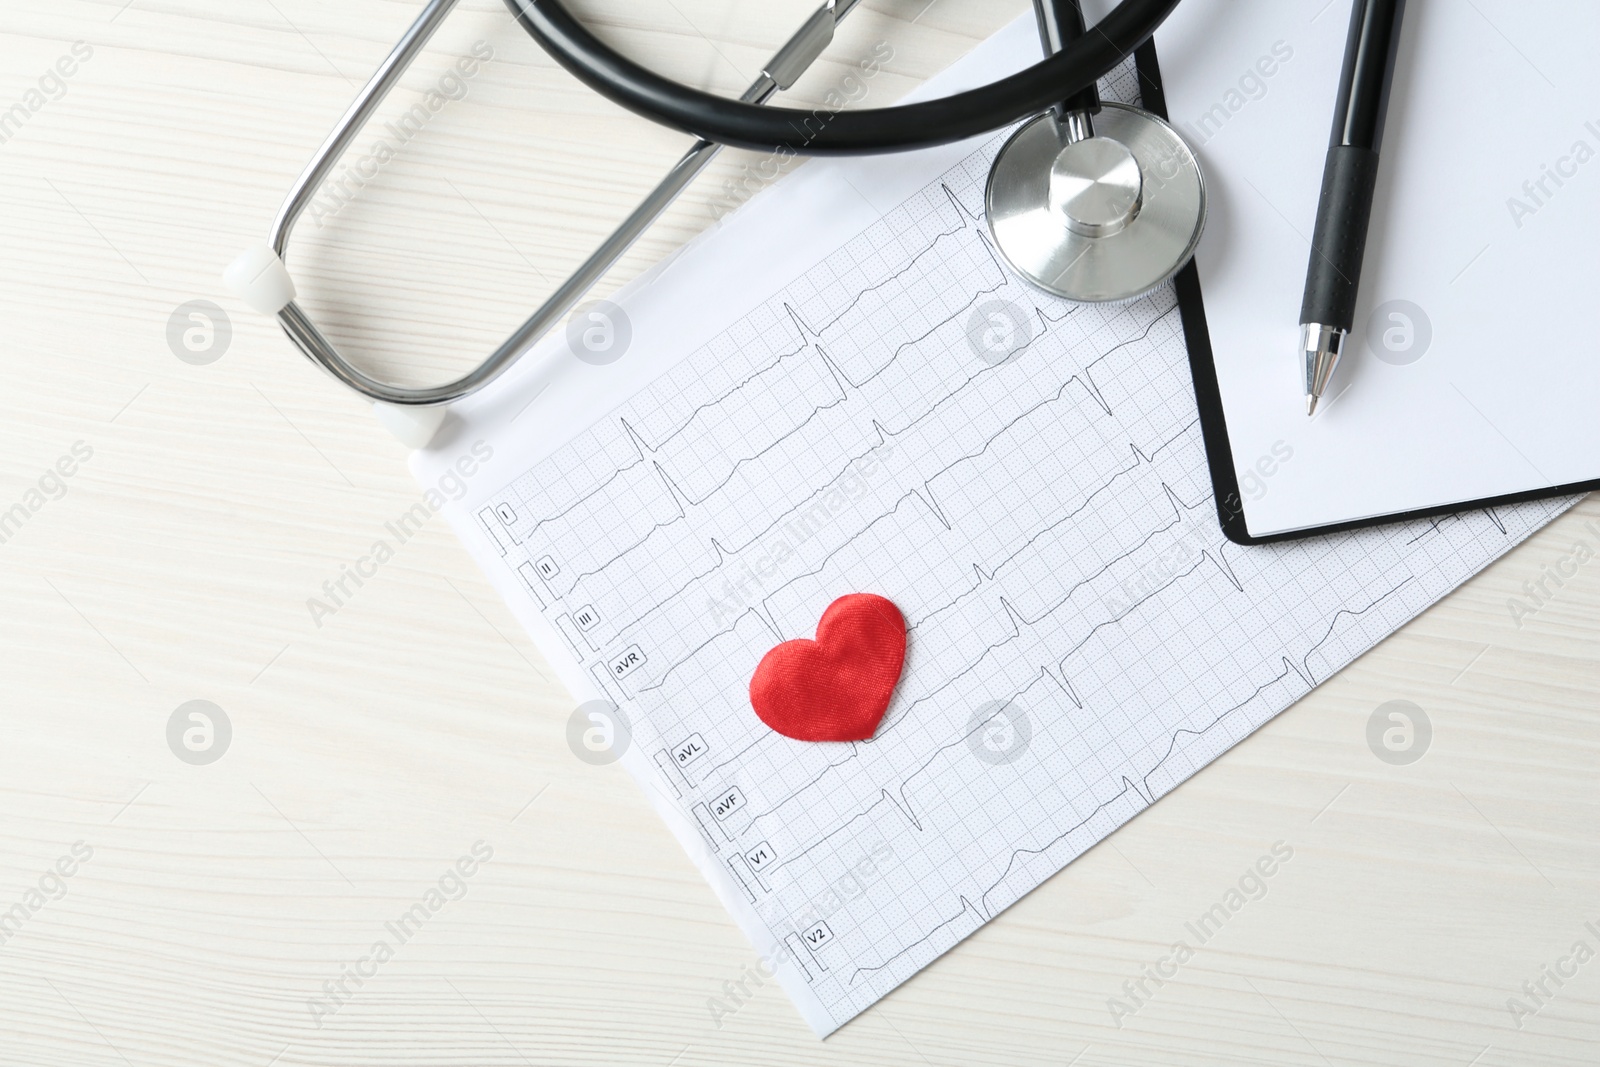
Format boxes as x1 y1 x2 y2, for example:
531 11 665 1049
412 14 1569 1035
1152 0 1600 536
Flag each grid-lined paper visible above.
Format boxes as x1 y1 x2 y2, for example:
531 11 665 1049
458 59 1568 1035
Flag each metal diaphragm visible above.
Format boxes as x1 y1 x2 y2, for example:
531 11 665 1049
986 103 1207 304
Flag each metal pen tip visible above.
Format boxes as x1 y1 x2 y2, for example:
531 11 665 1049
1300 323 1345 420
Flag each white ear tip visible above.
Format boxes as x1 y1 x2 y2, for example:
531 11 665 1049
224 244 296 315
372 402 448 449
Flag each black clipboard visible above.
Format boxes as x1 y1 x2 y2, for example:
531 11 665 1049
1133 41 1590 547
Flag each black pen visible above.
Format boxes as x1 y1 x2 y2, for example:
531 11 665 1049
1301 0 1407 416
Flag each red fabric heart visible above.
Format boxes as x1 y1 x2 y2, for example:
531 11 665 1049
749 594 906 742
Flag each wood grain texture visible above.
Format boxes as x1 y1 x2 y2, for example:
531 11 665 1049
0 2 1596 1064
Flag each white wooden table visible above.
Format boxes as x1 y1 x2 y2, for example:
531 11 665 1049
1 2 1596 1064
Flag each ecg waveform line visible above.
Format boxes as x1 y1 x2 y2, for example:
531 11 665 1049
512 194 1147 618
551 304 1181 688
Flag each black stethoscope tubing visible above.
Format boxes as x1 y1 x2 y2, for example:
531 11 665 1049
501 0 1183 156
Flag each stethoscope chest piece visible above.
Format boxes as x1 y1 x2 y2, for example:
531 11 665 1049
986 102 1206 304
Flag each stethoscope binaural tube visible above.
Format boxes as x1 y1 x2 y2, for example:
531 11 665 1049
229 0 1198 449
501 0 1184 156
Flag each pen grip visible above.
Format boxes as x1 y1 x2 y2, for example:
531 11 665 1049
1299 145 1381 332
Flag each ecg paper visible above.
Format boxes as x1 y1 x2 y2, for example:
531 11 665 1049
420 24 1569 1037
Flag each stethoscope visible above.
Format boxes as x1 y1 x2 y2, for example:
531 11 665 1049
226 0 1203 447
